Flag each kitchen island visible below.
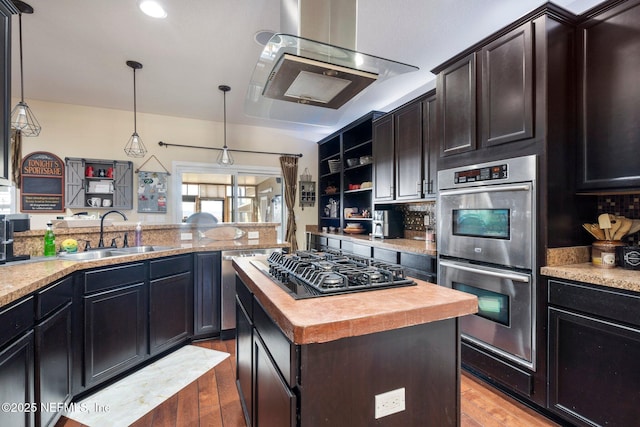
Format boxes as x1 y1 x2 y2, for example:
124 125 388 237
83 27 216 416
233 256 477 426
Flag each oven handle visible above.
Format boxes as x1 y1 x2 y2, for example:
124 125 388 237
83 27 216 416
439 260 530 283
439 183 531 196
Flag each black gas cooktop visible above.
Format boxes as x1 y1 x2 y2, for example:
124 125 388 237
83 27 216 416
251 250 416 299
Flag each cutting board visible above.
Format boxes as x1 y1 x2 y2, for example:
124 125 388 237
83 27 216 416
202 226 245 240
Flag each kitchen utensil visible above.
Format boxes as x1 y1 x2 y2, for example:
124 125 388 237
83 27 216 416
598 213 611 240
607 214 622 240
87 197 101 207
582 223 602 240
628 219 640 235
613 216 632 240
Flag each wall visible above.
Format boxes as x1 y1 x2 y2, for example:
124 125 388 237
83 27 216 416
12 99 319 247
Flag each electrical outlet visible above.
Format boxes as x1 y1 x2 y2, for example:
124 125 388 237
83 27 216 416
374 387 405 419
180 232 192 240
248 231 259 239
424 215 430 226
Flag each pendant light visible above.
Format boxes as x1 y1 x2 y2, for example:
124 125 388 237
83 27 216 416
216 84 234 166
10 1 40 137
123 60 147 158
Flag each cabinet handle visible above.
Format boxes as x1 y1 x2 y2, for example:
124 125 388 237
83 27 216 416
428 179 433 194
416 181 421 195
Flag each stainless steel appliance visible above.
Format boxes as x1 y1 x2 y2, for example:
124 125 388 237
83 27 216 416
371 210 404 239
0 214 31 264
437 155 537 370
251 250 416 299
221 248 280 333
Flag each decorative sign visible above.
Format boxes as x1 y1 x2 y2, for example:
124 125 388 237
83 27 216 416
137 171 168 213
20 151 65 213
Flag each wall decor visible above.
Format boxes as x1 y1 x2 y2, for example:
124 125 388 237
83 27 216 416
20 151 64 212
137 171 167 213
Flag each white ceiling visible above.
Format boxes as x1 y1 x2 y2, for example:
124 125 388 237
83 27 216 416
11 0 605 141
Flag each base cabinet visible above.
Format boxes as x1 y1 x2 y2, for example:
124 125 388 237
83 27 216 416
0 331 35 427
547 279 640 426
193 252 221 338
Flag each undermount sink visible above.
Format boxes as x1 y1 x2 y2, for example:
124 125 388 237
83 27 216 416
58 246 176 261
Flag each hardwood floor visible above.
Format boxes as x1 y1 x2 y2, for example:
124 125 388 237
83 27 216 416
56 338 559 427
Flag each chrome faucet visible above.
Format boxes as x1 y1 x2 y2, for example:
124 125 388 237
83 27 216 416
98 210 128 248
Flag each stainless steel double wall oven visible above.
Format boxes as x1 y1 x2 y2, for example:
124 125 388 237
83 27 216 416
437 155 537 370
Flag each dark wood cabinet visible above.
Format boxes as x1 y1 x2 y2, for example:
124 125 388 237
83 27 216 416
479 22 533 147
34 276 73 427
253 333 297 427
0 331 35 427
83 263 147 387
193 252 221 338
547 279 640 426
436 53 476 157
577 0 640 191
422 93 438 198
372 114 394 202
395 101 423 201
235 279 253 425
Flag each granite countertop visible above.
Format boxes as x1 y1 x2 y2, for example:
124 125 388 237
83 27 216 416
232 256 477 345
0 240 289 308
542 263 640 293
308 230 437 256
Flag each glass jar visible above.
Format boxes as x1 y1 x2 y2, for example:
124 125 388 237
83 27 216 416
591 240 625 268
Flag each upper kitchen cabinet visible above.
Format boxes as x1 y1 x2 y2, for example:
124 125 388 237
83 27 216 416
0 1 17 185
317 112 380 234
65 157 134 210
577 0 640 192
432 6 572 170
372 90 437 203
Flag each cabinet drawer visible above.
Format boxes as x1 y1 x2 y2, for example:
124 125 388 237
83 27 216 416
340 240 353 253
150 254 192 280
36 275 73 320
0 296 35 344
253 299 298 388
352 243 372 257
84 263 145 294
373 247 398 264
549 279 640 327
317 236 328 247
236 276 253 320
327 238 340 249
401 252 436 274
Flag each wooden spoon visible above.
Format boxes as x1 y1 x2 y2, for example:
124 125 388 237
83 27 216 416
598 213 612 240
608 214 622 241
582 223 602 240
628 219 640 235
588 223 606 240
613 217 632 240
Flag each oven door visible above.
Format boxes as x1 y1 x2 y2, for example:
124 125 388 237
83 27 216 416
438 183 533 269
439 258 534 370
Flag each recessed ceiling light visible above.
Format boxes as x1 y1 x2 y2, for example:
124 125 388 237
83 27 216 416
138 0 167 18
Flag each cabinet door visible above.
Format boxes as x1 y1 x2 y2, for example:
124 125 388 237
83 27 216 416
83 283 146 387
113 160 133 209
437 53 476 157
64 158 86 208
395 101 423 201
548 307 640 426
480 22 533 147
193 252 221 338
236 297 253 426
149 272 193 355
577 0 640 190
0 331 35 427
372 115 394 201
35 303 72 427
253 334 297 427
422 93 438 197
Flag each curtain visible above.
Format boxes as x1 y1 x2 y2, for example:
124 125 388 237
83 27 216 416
279 155 298 252
11 130 22 188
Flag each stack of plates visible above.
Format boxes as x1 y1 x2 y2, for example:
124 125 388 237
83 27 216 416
344 223 365 234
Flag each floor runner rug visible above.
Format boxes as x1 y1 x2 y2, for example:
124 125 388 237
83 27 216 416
66 345 229 426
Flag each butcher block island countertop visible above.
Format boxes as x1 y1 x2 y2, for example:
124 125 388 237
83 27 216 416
232 256 477 344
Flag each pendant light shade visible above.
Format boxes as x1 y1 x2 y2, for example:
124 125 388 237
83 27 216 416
10 1 40 137
124 60 147 158
216 85 234 166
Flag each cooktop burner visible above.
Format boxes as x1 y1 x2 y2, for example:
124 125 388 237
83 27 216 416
251 250 416 299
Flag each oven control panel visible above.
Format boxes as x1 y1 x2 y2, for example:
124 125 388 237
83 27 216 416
454 163 508 184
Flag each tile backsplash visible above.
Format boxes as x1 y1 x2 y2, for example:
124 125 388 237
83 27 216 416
399 202 436 232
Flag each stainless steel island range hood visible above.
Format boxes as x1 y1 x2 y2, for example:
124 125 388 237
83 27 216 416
245 0 418 125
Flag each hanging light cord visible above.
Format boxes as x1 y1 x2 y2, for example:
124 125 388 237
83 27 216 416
132 66 138 134
222 87 227 149
18 13 24 102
